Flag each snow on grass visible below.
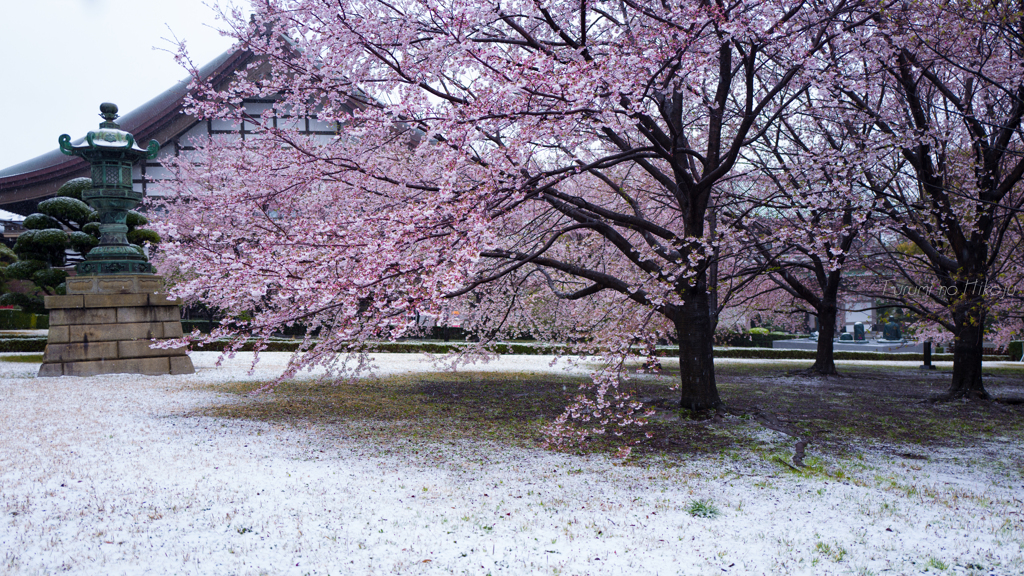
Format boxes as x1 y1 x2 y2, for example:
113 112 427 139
0 352 1021 575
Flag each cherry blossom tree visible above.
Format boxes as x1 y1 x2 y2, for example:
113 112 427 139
720 97 879 375
154 0 864 442
828 0 1024 398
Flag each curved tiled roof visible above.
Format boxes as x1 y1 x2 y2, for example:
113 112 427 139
0 48 252 210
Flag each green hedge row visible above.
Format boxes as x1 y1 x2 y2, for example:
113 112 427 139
181 320 217 334
1008 341 1023 361
0 310 49 330
719 331 802 348
3 336 1016 361
189 339 1011 362
190 340 552 354
0 338 48 352
189 339 562 355
711 347 968 361
192 338 311 353
180 321 475 342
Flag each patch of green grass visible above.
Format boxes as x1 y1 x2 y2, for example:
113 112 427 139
201 372 577 447
926 557 948 570
815 541 847 562
765 453 831 478
710 362 1024 450
652 360 810 377
200 370 761 458
194 360 1024 462
0 354 43 363
687 499 719 518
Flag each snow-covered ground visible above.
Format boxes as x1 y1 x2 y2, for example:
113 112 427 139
1 352 1021 575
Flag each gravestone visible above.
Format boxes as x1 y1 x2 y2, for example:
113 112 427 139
882 321 902 341
37 103 193 377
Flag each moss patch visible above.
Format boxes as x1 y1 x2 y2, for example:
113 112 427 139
0 354 44 363
199 372 578 448
710 363 1024 451
194 362 1024 461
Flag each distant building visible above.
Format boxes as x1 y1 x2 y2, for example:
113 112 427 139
0 47 345 217
0 209 25 247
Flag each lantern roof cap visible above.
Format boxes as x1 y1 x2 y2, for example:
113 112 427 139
58 103 159 160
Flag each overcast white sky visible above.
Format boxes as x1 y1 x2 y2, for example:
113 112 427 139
0 0 238 170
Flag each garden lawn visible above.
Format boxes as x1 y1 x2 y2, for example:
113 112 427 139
0 352 1021 575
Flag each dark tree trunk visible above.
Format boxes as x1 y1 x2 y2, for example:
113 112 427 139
811 301 839 375
945 307 989 399
675 286 722 411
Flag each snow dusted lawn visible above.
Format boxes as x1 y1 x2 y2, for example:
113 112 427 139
1 352 1021 575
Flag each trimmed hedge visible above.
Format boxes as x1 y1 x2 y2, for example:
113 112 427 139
181 321 310 337
0 338 48 352
0 310 49 330
192 338 305 353
3 335 1014 361
1008 341 1023 361
185 339 1011 361
720 331 802 348
712 347 968 361
181 320 218 334
189 339 547 354
180 321 472 341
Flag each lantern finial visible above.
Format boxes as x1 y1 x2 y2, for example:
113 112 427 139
99 102 119 125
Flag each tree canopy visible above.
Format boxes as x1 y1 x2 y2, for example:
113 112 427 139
154 0 1024 444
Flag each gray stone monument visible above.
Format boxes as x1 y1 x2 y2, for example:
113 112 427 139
881 321 902 341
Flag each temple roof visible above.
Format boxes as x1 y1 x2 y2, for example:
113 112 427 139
0 48 253 212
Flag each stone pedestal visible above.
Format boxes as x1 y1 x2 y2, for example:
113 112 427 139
38 275 195 377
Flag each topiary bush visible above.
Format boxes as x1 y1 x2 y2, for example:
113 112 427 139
0 310 49 330
3 178 163 312
1008 341 1023 361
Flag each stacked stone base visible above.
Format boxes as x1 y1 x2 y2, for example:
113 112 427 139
38 275 194 377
